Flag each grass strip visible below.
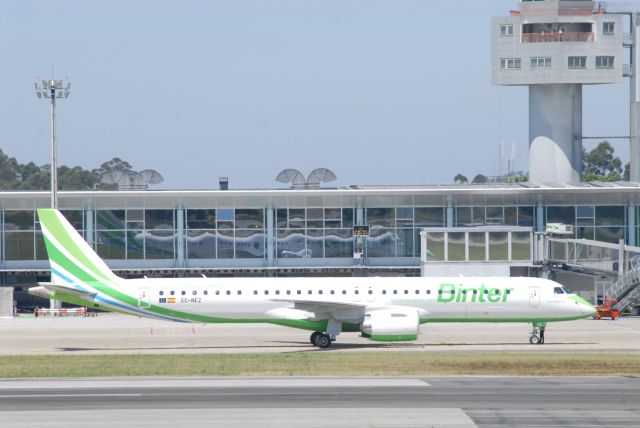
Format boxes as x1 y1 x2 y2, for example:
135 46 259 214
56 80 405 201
1 352 639 378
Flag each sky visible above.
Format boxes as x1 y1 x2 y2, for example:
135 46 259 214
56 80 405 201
0 0 633 189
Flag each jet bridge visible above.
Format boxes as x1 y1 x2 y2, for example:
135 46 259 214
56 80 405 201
544 237 640 311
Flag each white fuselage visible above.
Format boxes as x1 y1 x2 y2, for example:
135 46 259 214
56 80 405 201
124 276 591 324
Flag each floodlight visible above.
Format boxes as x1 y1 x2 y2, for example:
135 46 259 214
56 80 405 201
33 75 71 211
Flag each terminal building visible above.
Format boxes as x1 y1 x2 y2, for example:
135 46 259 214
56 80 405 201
0 184 638 290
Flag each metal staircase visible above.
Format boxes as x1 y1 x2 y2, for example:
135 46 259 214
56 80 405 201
606 256 640 311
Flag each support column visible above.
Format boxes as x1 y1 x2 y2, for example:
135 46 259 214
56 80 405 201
536 199 544 232
631 15 640 182
446 196 454 228
529 84 582 184
85 208 94 248
266 207 275 267
628 205 636 247
176 206 185 268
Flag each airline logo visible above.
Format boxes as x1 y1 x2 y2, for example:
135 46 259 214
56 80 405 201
437 283 514 303
159 298 176 304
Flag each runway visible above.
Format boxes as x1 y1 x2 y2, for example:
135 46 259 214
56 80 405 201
0 377 638 427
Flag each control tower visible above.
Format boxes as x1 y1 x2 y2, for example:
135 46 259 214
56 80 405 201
492 0 623 184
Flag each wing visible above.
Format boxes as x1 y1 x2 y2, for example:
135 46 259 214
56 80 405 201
268 299 366 323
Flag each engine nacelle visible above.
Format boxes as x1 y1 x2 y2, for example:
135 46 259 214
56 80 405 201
360 307 419 342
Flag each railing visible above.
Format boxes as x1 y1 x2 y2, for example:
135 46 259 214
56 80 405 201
545 236 640 310
522 32 594 43
546 237 623 274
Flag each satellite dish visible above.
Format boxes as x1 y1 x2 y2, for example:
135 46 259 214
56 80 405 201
99 168 130 185
307 168 337 187
138 169 164 185
276 169 305 188
100 168 164 190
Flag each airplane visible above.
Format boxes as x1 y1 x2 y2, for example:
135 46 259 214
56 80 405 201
29 209 595 348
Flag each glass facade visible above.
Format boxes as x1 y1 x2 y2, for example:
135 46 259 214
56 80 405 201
0 195 635 266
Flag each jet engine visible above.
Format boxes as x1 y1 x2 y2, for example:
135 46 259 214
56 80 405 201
360 307 419 341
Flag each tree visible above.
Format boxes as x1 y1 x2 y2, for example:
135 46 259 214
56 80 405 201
93 157 134 177
454 173 468 184
582 141 623 182
472 174 488 184
0 148 135 190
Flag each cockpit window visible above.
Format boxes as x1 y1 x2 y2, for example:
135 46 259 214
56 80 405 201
561 287 574 294
554 287 565 294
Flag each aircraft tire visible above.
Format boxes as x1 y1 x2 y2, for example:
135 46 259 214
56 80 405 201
315 333 331 349
529 335 540 345
310 331 320 345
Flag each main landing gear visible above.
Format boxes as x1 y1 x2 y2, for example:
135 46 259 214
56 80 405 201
529 322 546 345
310 319 342 349
310 331 332 348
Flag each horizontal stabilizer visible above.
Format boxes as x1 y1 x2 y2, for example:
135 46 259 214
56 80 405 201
36 282 97 300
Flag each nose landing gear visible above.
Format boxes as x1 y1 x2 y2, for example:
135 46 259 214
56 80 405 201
529 322 546 345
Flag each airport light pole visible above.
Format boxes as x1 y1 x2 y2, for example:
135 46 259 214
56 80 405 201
34 79 71 209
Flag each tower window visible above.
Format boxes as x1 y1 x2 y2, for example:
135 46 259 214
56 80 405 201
596 56 614 69
568 56 587 69
500 24 513 37
500 58 521 70
531 57 551 69
603 22 615 35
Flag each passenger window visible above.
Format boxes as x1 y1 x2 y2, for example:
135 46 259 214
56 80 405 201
404 290 408 295
275 290 280 295
226 290 231 295
308 290 312 295
203 290 208 295
318 290 323 295
393 290 398 295
254 290 258 295
192 290 197 295
170 290 175 296
368 290 373 295
215 290 220 295
286 290 291 295
237 290 242 295
330 290 335 295
342 290 347 295
426 290 430 294
355 290 359 295
159 291 164 296
181 290 186 296
297 290 302 295
265 290 269 295
382 290 387 295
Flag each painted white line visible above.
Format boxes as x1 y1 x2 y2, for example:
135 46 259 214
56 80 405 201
0 393 142 398
0 377 429 389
